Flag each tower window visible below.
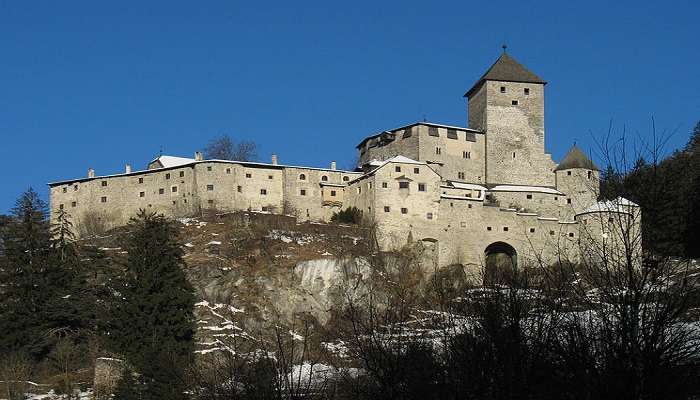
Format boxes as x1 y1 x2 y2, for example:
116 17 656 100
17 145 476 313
300 189 306 196
159 188 165 194
395 166 401 172
165 173 170 179
458 172 465 180
487 226 492 231
426 212 433 220
62 187 67 193
414 167 419 174
300 174 306 180
418 183 426 192
524 88 530 95
246 173 252 178
226 168 231 174
463 151 471 159
447 128 458 139
503 227 509 232
71 201 77 207
207 166 212 171
268 175 273 180
260 189 267 195
567 198 572 204
384 206 390 212
526 194 532 199
237 186 242 192
567 171 572 176
436 147 442 155
180 171 185 177
207 185 214 191
588 171 592 179
529 228 535 233
101 181 107 187
500 86 506 93
139 192 145 198
59 204 64 210
101 196 107 203
138 178 143 184
512 100 519 105
428 126 439 137
401 208 408 214
382 182 388 188
512 152 516 158
343 176 349 182
171 186 178 193
569 232 575 238
322 175 328 181
330 190 336 197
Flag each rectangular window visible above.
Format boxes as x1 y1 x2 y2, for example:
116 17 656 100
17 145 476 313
246 173 252 178
567 171 572 176
458 172 465 180
503 227 509 232
159 188 165 194
435 147 441 155
384 206 390 212
567 198 572 204
180 171 185 177
382 182 388 188
418 183 426 192
138 177 144 184
428 126 439 137
401 208 408 214
395 166 401 172
268 175 273 180
208 200 214 205
101 181 107 187
300 189 306 196
529 228 535 233
427 212 433 220
207 185 214 191
330 190 336 197
526 194 532 199
447 129 458 139
414 167 419 174
399 181 409 189
550 230 555 235
207 166 212 171
568 232 574 238
59 204 64 210
487 226 492 231
74 185 78 191
226 168 231 174
139 191 145 197
101 196 107 203
500 86 506 93
165 173 171 179
524 88 530 95
512 100 519 105
62 187 67 193
237 186 242 193
463 151 471 159
260 189 267 195
403 127 412 138
71 201 77 207
172 186 178 193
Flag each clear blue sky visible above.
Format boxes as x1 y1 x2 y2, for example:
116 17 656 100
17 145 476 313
1 0 698 213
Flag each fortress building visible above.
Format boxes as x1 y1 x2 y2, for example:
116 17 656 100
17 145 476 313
48 52 639 278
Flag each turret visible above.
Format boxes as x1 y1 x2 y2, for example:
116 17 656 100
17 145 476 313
555 145 599 218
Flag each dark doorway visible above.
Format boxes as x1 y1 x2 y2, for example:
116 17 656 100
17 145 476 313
484 242 517 286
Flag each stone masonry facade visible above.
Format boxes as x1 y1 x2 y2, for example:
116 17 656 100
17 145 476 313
49 52 638 277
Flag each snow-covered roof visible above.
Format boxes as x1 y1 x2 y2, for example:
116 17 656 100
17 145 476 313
384 155 425 165
489 185 563 195
577 197 639 216
151 155 196 168
449 181 487 191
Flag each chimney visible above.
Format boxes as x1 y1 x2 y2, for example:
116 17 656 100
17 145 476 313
330 161 337 170
194 151 203 161
125 164 132 173
271 154 278 165
88 168 95 178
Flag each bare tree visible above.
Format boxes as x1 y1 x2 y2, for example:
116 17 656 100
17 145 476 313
205 135 258 162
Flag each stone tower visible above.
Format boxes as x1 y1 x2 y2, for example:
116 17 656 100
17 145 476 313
465 52 555 186
555 145 600 218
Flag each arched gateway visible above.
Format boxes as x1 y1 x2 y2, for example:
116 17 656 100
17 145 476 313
484 242 517 285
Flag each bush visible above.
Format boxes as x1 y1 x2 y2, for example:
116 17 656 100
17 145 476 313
331 207 363 224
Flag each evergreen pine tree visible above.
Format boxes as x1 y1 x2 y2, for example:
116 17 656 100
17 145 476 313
104 210 195 400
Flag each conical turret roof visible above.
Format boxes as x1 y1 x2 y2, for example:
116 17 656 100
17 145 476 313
465 53 546 97
555 145 599 171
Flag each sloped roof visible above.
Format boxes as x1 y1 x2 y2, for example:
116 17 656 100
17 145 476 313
577 197 639 216
465 53 546 97
555 145 599 171
150 155 195 168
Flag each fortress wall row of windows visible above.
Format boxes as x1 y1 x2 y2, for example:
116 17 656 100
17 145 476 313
360 125 480 155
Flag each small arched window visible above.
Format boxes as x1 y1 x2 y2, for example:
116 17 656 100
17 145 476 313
343 176 349 182
299 174 306 180
321 175 328 182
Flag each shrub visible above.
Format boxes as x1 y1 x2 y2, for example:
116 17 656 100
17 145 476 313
331 207 362 224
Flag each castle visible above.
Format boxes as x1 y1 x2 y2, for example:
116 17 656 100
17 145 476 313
48 52 639 278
